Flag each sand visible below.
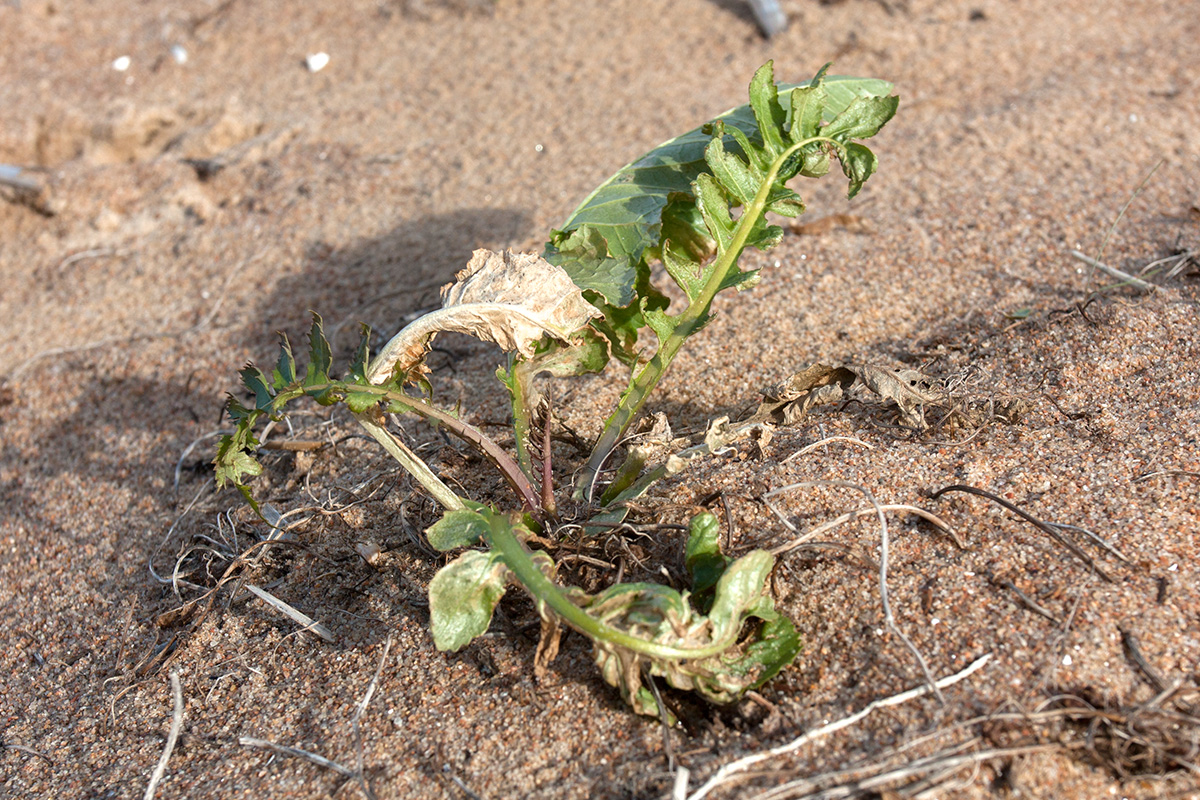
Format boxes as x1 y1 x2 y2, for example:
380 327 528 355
1 0 1198 797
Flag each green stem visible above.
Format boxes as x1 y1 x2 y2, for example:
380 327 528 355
577 136 840 500
501 354 536 484
382 390 543 519
355 414 465 511
484 515 737 660
303 381 542 517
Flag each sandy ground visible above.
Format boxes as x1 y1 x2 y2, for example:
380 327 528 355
2 0 1199 797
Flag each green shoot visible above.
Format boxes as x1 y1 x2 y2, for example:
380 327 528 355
215 62 897 717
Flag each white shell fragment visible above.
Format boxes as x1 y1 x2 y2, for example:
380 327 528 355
305 52 330 73
112 55 132 72
170 45 188 64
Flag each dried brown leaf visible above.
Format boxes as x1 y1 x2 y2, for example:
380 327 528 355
367 249 601 384
851 364 942 427
747 362 942 427
748 364 856 425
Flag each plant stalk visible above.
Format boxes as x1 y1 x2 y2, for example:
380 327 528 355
577 137 836 499
501 354 536 483
483 515 739 660
335 382 542 517
354 414 465 511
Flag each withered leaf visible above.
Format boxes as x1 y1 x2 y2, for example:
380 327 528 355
367 249 601 384
748 363 942 427
748 363 856 425
851 364 941 427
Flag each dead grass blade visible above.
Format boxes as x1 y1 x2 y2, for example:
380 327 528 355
239 736 355 778
1070 250 1157 292
684 654 993 800
350 635 393 800
930 484 1115 581
763 503 961 556
2 742 55 766
763 481 953 703
143 670 184 800
244 584 336 643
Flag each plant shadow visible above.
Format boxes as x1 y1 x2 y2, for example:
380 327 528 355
254 206 533 358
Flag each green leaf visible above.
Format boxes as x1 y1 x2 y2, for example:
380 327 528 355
426 506 492 551
547 74 894 267
743 219 784 252
303 313 332 389
240 365 274 411
545 225 639 307
823 94 900 142
798 144 831 178
718 268 761 293
657 194 716 265
428 549 511 651
344 390 379 414
643 305 678 347
214 429 262 489
272 335 296 389
587 298 645 368
694 173 734 253
520 327 611 379
661 240 708 303
705 550 776 639
584 544 801 713
348 324 372 384
840 142 880 199
734 604 803 690
765 185 805 218
748 61 787 158
705 128 759 206
684 511 729 602
786 72 829 143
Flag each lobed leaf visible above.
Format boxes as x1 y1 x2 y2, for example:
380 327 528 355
544 225 639 308
786 84 828 143
272 335 296 388
240 365 274 411
840 142 879 199
214 425 263 489
348 324 372 384
694 173 735 253
546 72 894 302
304 313 332 388
822 94 900 143
748 61 788 158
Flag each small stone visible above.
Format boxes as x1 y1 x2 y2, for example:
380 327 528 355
305 52 330 73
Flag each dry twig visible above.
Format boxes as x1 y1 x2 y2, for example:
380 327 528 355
143 670 184 800
239 736 355 777
685 654 993 800
931 484 1114 581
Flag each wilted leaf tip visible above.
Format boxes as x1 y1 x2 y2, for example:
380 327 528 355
366 249 602 384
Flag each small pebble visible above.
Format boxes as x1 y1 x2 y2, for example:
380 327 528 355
112 55 131 72
306 52 330 73
171 45 188 65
